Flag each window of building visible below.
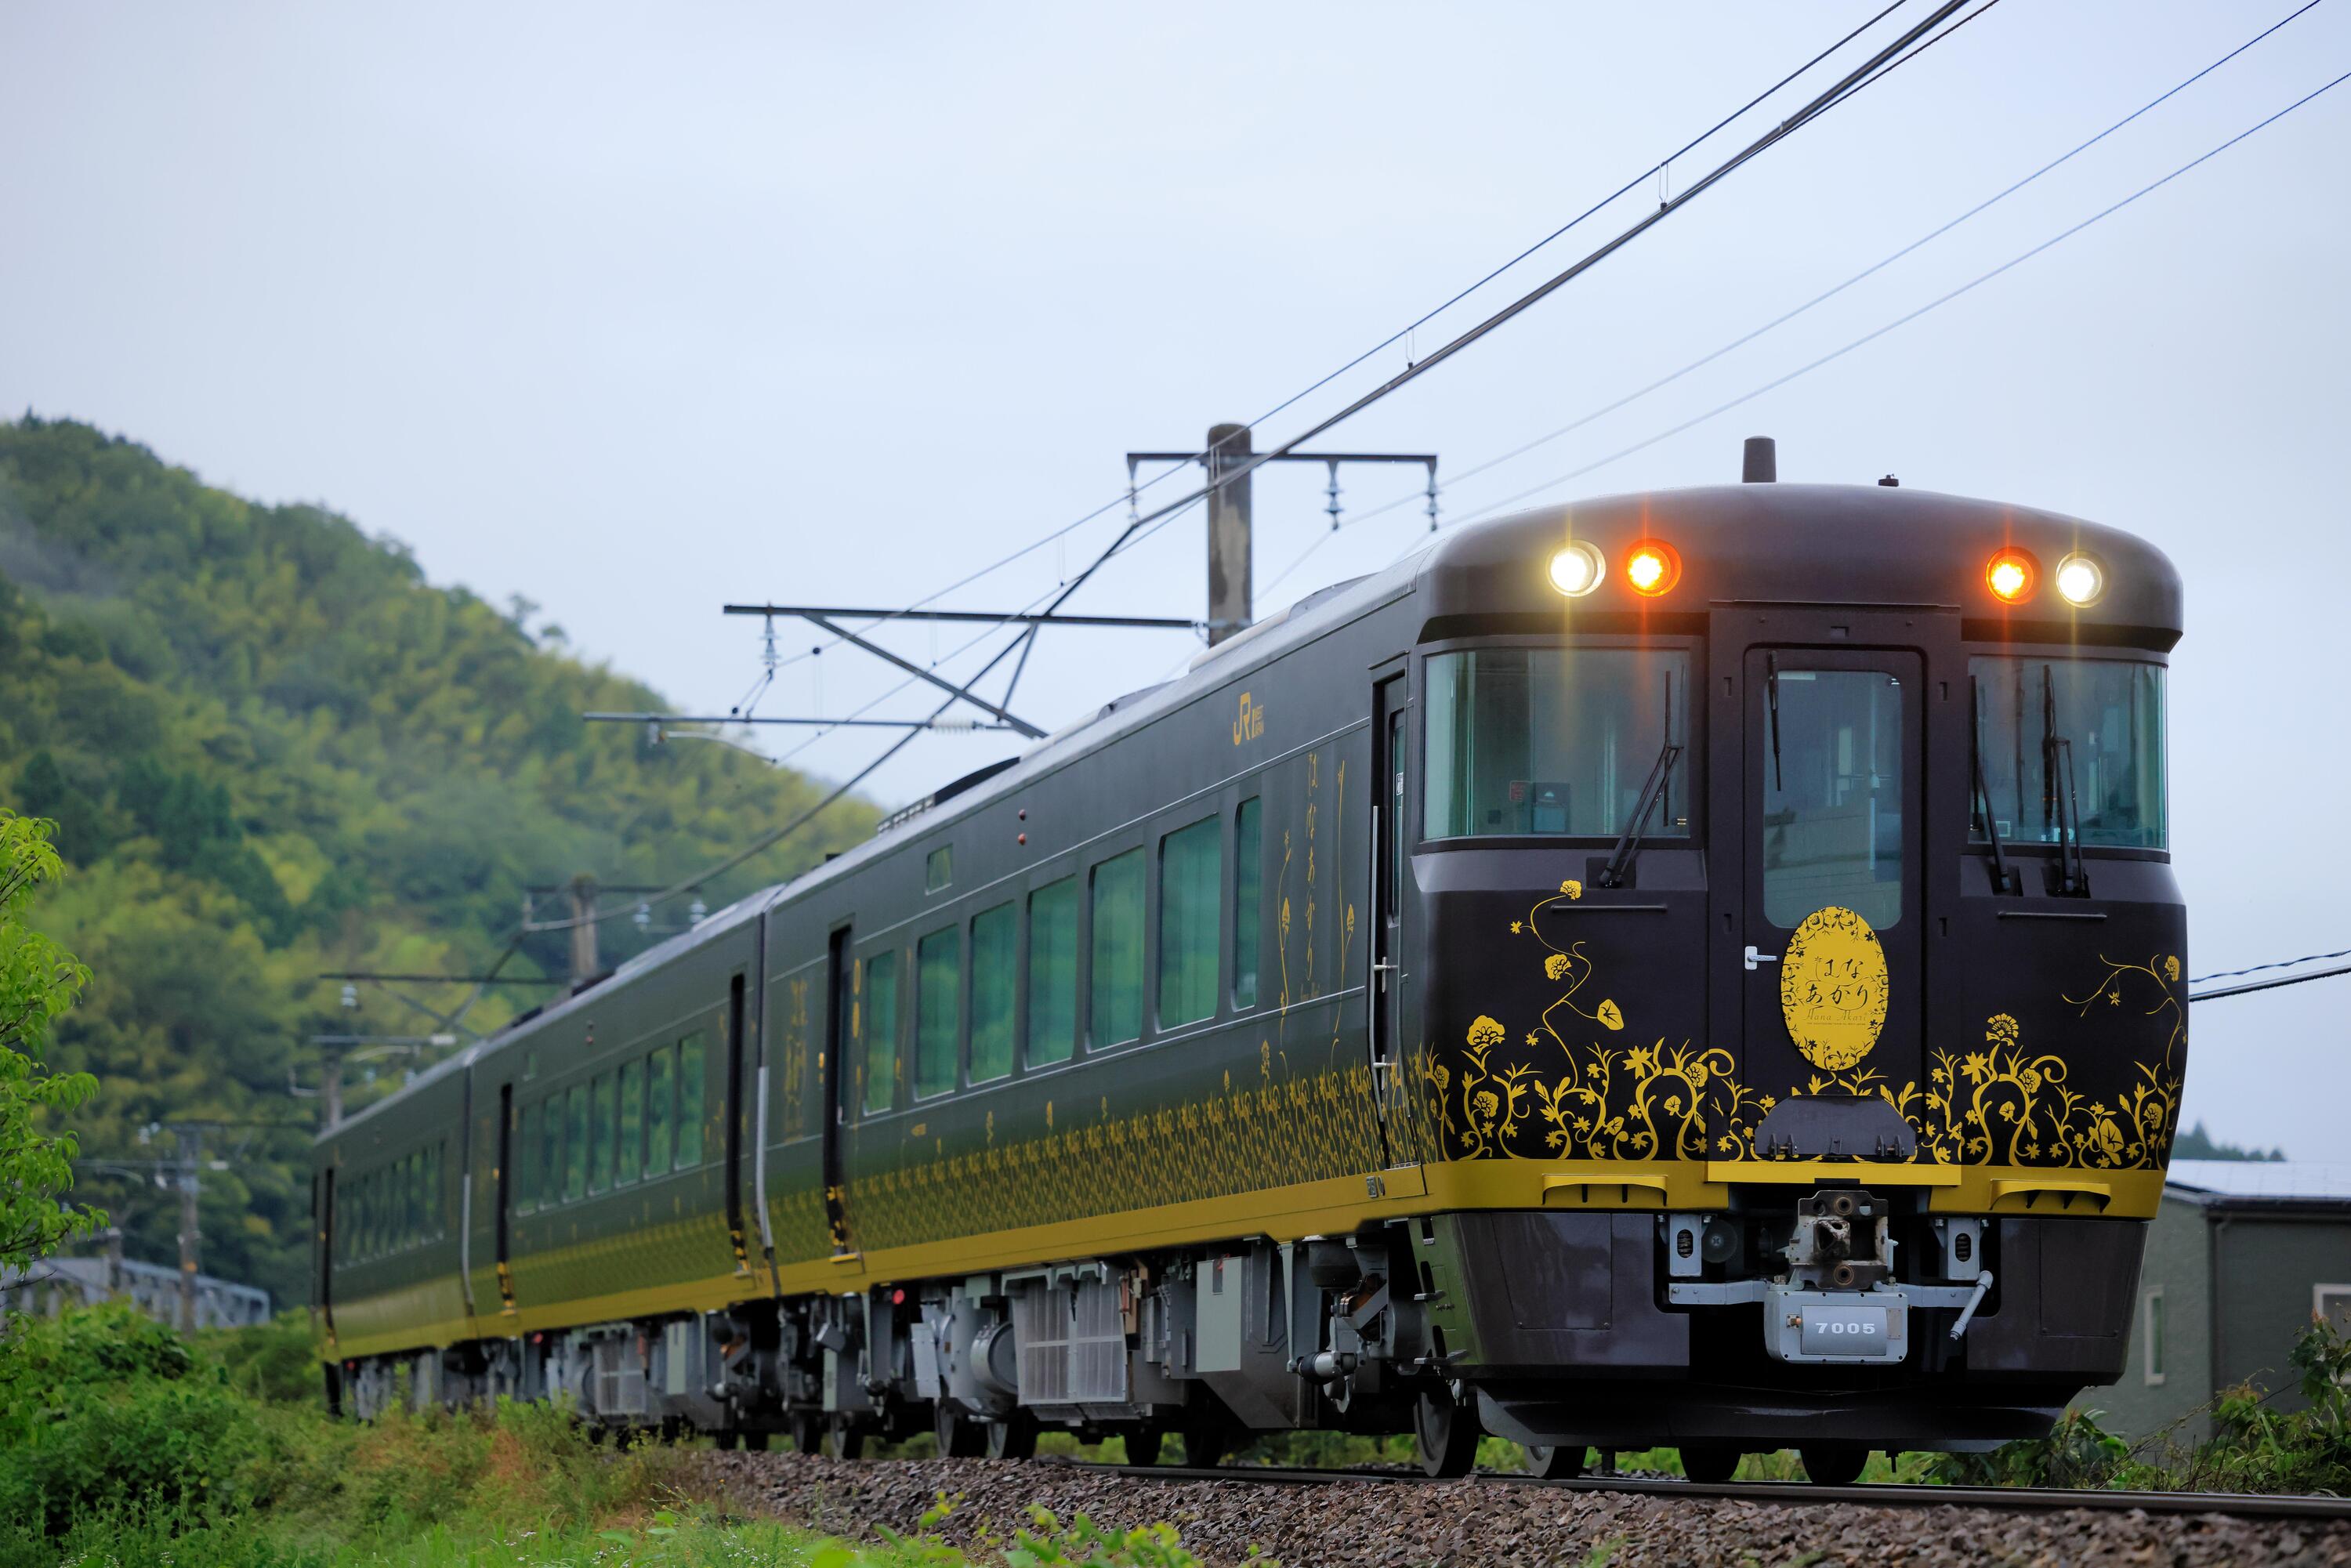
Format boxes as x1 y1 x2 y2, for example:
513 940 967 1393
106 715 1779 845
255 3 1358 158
969 903 1017 1084
2143 1287 2167 1385
915 926 961 1098
564 1084 589 1201
2315 1285 2351 1338
1025 877 1078 1067
1089 848 1145 1048
926 845 953 893
862 951 900 1113
1971 657 2165 850
617 1059 642 1186
676 1034 706 1168
589 1074 615 1193
646 1046 674 1175
1424 646 1690 838
1762 667 1906 929
1158 817 1220 1028
1233 799 1262 1008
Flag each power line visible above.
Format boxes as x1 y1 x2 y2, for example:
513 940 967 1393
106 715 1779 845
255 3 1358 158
1439 59 2351 528
1259 0 2332 601
736 0 1962 687
2192 946 2351 986
2193 962 2351 1003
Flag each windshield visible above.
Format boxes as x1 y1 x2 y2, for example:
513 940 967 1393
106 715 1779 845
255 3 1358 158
1424 646 1689 839
1971 657 2166 850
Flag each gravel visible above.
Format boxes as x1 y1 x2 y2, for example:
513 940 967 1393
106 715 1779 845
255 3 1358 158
697 1451 2351 1566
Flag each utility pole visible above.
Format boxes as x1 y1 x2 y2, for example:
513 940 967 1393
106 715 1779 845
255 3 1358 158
175 1124 202 1334
567 874 600 987
321 1046 344 1131
1204 422 1253 646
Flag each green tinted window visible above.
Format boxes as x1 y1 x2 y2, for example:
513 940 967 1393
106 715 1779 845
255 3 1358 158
408 1153 423 1247
1024 877 1078 1066
969 904 1017 1084
540 1095 563 1208
676 1034 705 1168
646 1048 674 1175
564 1085 589 1200
516 1100 537 1212
862 951 899 1114
590 1074 615 1193
915 926 961 1098
1233 798 1262 1008
1089 848 1145 1047
926 845 953 892
617 1060 642 1186
1158 817 1220 1027
424 1146 440 1240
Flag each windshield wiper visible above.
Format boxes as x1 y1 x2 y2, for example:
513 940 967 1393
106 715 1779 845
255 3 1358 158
1766 652 1784 791
1969 677 2020 895
2041 664 2090 897
1597 737 1684 890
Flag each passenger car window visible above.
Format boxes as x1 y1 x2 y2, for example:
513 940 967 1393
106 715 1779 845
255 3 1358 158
646 1047 674 1175
1089 849 1145 1047
1024 877 1078 1066
564 1085 589 1200
1233 798 1261 1009
676 1034 705 1168
862 951 900 1114
1157 817 1220 1027
915 926 961 1098
590 1074 615 1193
617 1059 642 1186
926 845 953 893
969 904 1017 1084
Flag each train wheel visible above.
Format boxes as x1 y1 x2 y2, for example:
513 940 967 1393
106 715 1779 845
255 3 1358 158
1679 1444 1740 1484
1800 1443 1868 1487
1179 1412 1230 1469
1413 1389 1480 1479
1125 1429 1164 1467
935 1403 988 1458
788 1411 820 1454
824 1417 864 1461
1521 1442 1587 1480
986 1411 1038 1461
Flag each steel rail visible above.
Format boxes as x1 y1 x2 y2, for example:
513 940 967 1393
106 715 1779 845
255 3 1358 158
1041 1459 2351 1520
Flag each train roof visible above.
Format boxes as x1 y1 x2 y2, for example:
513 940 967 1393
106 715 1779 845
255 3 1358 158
323 480 2179 1143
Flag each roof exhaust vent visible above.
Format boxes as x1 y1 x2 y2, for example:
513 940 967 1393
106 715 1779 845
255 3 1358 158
1742 436 1777 483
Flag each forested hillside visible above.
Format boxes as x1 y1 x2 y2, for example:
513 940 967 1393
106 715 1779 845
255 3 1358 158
0 417 879 1306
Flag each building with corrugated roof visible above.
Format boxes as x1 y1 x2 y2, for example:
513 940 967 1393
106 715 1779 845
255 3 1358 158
2092 1161 2351 1443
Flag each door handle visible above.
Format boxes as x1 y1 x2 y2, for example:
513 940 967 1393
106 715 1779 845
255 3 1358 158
1743 945 1780 972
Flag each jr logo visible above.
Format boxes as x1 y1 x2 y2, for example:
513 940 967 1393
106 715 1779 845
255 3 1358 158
1233 692 1265 744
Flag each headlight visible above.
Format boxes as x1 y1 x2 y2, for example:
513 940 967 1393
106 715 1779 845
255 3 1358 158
1625 540 1682 598
2054 552 2104 607
1547 541 1605 598
1984 547 2038 604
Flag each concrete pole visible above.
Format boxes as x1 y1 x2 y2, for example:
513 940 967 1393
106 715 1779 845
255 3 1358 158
568 875 600 987
321 1046 344 1131
176 1126 202 1334
1205 422 1252 646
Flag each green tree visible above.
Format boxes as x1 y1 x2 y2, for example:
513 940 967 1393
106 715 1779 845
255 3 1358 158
0 810 100 1287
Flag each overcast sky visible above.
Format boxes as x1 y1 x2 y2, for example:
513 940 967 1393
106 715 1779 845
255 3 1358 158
4 2 2347 1154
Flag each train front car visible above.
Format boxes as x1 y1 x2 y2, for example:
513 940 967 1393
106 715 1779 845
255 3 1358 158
1404 477 2183 1479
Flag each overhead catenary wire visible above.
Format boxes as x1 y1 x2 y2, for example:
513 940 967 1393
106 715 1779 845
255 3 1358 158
1259 0 2332 603
744 0 1966 686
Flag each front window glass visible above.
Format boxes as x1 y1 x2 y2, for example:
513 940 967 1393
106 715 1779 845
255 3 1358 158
1971 657 2165 850
1424 647 1690 838
1762 668 1904 929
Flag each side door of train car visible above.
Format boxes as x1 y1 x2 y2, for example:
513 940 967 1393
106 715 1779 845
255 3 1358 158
1368 668 1414 1157
1724 609 1932 1129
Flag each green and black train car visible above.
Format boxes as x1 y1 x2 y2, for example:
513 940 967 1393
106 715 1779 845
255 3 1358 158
314 459 2186 1482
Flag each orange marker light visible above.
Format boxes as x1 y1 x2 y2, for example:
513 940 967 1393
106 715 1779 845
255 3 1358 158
1984 547 2038 604
1625 540 1681 597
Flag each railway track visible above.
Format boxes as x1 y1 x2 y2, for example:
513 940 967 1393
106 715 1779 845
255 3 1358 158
1048 1458 2351 1521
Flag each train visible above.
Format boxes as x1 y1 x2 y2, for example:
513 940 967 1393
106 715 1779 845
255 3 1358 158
313 444 2185 1484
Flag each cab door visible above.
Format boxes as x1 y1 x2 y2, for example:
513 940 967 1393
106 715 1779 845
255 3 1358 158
1740 643 1925 1119
1368 674 1410 1157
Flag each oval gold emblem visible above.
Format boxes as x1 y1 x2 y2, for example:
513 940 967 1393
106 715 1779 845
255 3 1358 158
1778 906 1889 1072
